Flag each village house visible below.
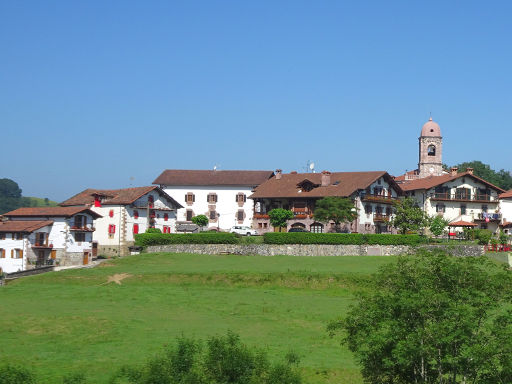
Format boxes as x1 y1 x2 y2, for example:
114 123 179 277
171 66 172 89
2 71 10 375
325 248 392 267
396 117 506 234
499 189 512 235
250 169 403 234
0 206 101 271
153 169 274 231
60 186 182 256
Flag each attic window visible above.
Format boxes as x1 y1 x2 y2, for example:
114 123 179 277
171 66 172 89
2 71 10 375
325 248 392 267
333 181 340 185
296 179 318 192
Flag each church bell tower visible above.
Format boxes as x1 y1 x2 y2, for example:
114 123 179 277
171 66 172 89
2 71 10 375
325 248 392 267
418 117 443 178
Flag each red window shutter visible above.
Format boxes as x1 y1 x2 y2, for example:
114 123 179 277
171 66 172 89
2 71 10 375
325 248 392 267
134 210 139 219
133 224 139 234
109 209 114 218
164 213 168 221
113 225 116 234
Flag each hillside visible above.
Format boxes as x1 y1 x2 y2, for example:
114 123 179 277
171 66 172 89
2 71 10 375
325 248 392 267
0 253 396 383
0 178 58 214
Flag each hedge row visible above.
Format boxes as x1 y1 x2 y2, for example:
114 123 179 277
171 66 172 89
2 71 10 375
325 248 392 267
134 232 238 246
263 232 427 245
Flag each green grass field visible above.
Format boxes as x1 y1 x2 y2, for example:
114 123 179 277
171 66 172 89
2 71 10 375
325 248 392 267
0 253 397 383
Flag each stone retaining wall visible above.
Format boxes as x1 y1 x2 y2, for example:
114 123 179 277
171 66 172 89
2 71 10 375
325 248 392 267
146 243 484 257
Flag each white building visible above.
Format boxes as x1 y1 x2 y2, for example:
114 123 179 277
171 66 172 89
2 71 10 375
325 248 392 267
499 189 512 235
1 206 101 271
60 186 182 256
250 170 403 234
153 169 274 231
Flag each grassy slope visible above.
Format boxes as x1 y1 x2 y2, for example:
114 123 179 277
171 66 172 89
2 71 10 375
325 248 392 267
0 253 396 383
24 196 58 206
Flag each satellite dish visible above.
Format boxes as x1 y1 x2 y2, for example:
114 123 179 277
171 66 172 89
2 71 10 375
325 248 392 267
213 165 217 171
310 162 315 172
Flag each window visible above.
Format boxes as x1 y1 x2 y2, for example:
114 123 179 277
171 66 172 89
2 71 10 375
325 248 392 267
375 206 383 215
263 223 268 228
237 210 244 221
386 207 392 216
258 223 263 228
207 193 218 203
133 210 139 219
310 223 324 233
164 213 168 221
455 188 471 200
480 223 488 229
35 232 46 246
163 226 170 233
365 205 372 215
74 215 86 228
209 210 217 220
133 224 139 234
186 210 193 221
436 204 445 213
109 209 114 218
0 233 5 240
428 145 436 156
148 195 154 208
108 224 116 234
185 193 195 204
75 232 86 242
482 205 488 213
461 205 467 215
236 193 247 203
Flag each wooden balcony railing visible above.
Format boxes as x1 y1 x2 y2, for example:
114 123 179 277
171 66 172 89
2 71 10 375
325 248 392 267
362 194 398 204
70 224 95 232
431 193 497 203
374 213 391 222
474 213 502 221
253 213 270 219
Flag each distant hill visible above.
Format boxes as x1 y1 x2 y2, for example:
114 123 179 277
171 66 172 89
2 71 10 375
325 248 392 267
0 178 59 214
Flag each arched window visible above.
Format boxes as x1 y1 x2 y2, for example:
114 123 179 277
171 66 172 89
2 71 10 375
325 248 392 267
310 222 324 233
427 145 436 156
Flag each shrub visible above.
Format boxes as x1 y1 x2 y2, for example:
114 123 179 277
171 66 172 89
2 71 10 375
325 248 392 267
135 232 238 246
62 373 87 384
145 228 162 234
191 215 209 228
110 331 303 384
0 364 36 384
263 232 426 246
475 229 492 245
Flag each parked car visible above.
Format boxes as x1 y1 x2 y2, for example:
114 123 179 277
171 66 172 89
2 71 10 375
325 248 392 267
230 226 258 236
288 228 309 233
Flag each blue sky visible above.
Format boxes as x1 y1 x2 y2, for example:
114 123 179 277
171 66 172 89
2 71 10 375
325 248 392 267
1 1 511 201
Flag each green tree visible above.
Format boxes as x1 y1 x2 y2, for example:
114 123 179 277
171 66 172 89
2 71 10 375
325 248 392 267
328 250 512 384
313 197 358 232
0 179 22 199
268 209 294 232
191 214 209 230
449 160 512 190
429 215 448 237
389 197 430 234
110 331 302 384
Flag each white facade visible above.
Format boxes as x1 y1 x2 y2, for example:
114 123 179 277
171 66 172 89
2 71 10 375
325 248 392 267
406 175 502 233
162 185 255 231
91 192 178 247
500 193 512 235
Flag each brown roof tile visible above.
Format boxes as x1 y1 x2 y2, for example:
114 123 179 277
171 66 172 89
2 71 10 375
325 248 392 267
250 171 401 199
448 220 477 227
0 220 54 233
500 189 512 198
400 172 506 193
3 206 102 219
60 186 183 208
153 170 274 187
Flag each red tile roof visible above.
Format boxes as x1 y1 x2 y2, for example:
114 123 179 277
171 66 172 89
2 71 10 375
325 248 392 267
3 206 102 219
60 186 182 208
0 220 54 233
153 170 274 187
500 189 512 198
250 171 401 199
448 220 477 227
393 170 419 182
400 172 506 193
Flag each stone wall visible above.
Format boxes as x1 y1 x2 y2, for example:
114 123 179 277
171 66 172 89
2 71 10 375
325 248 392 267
146 243 484 257
98 243 133 257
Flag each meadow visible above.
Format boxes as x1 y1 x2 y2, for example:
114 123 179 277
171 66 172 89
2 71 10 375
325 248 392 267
0 253 397 383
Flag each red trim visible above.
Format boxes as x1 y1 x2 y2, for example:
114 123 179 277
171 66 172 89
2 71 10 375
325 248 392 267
133 224 139 234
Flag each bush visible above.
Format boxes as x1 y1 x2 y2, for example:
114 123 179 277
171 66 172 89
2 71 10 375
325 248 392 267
135 232 239 246
145 228 162 234
474 229 492 245
0 364 36 384
62 373 87 384
110 331 302 384
263 232 426 246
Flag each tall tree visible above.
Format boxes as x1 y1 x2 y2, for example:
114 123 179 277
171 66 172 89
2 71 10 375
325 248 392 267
328 250 512 384
313 197 358 232
389 197 430 235
0 178 22 198
451 160 512 190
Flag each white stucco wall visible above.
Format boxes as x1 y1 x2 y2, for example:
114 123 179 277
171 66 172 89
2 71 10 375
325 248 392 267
0 236 27 273
162 185 255 230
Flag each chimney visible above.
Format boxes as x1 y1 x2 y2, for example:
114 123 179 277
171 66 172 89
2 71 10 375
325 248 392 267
450 167 458 177
466 167 474 175
275 169 282 180
321 170 331 187
290 171 297 174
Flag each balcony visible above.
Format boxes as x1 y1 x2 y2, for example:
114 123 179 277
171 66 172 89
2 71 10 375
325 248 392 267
32 243 53 249
70 224 95 232
131 202 174 211
362 193 398 204
373 213 391 222
474 213 502 221
253 213 270 219
292 209 314 219
430 193 498 203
